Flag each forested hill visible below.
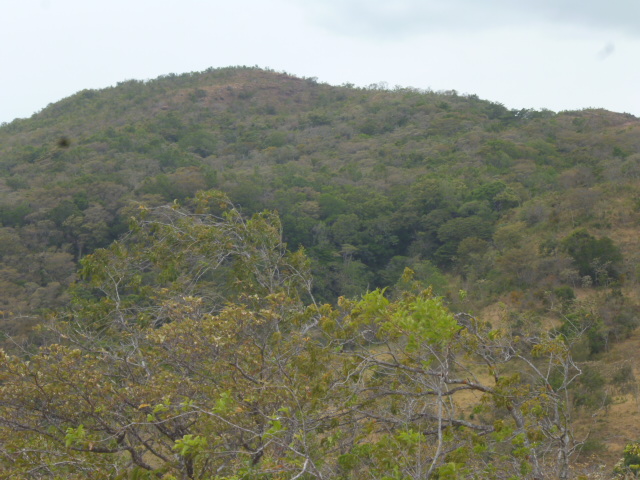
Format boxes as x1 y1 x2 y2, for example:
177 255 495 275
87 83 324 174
1 66 640 345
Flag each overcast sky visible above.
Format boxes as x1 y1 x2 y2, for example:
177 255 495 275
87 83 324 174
1 0 639 124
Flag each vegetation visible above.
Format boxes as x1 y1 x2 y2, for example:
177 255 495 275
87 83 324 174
1 66 640 476
0 192 586 479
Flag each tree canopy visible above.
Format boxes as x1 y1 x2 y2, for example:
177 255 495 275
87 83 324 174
0 193 586 479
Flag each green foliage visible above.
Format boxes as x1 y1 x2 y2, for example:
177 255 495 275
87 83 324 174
1 66 639 321
615 442 640 477
470 180 519 210
173 434 208 458
0 69 639 476
0 198 587 478
553 285 576 303
0 202 32 227
392 294 458 346
572 366 609 409
561 229 623 284
612 364 636 391
64 424 86 448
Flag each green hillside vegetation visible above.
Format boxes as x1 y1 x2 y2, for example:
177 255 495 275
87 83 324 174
1 67 640 476
0 192 596 479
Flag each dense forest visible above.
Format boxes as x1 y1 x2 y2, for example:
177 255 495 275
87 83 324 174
1 66 640 478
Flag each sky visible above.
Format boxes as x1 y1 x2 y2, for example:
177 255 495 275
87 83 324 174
1 0 639 124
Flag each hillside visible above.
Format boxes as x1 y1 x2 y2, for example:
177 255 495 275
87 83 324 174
2 66 639 319
1 66 640 475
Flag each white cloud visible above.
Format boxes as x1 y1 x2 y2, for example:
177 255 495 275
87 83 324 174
0 0 639 122
300 0 640 38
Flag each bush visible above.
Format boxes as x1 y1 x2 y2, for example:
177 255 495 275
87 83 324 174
561 229 623 285
614 442 640 478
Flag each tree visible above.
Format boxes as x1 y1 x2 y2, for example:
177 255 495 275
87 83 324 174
0 191 320 479
0 193 583 479
317 284 582 479
561 229 623 285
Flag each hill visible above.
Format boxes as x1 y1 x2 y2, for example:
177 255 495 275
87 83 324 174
2 66 639 318
1 66 640 473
